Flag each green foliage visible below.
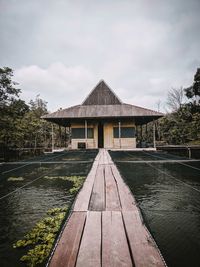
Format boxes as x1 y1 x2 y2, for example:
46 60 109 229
155 69 200 145
0 67 29 147
0 67 20 104
185 68 200 106
159 103 200 145
7 176 24 181
44 175 85 194
13 206 68 267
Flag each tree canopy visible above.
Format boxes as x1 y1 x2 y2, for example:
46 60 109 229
0 66 199 160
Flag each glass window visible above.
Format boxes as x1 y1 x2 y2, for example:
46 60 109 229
113 127 135 138
71 128 94 139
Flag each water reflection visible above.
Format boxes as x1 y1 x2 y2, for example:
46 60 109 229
0 151 97 267
110 151 200 267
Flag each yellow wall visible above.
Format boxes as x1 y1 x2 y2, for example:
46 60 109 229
71 121 136 149
71 123 98 149
104 122 136 149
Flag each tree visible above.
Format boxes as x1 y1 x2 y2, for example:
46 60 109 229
20 95 50 148
166 87 185 112
0 67 20 105
0 67 29 147
185 68 200 106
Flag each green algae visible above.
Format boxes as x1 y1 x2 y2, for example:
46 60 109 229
43 175 85 194
7 176 24 181
13 175 85 266
13 206 68 267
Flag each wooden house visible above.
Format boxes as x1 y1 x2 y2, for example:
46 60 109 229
42 80 163 149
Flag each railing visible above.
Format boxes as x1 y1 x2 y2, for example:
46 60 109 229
0 147 45 162
157 145 200 159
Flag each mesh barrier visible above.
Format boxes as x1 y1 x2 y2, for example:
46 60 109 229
109 150 200 267
0 150 98 267
157 146 200 159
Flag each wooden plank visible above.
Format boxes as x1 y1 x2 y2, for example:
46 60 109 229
89 165 105 211
111 164 137 211
105 165 121 210
103 149 109 164
106 150 113 164
98 149 104 165
76 211 101 267
49 211 86 267
102 211 132 267
122 211 166 267
73 159 98 211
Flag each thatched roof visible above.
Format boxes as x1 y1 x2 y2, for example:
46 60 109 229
42 80 163 126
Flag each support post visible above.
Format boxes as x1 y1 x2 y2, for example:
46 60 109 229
64 127 67 148
118 121 121 149
85 120 87 149
52 124 54 152
59 125 61 148
153 121 156 149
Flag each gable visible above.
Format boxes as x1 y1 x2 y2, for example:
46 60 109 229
82 80 122 105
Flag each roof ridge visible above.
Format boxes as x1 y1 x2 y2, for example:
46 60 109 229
100 80 122 104
82 80 122 105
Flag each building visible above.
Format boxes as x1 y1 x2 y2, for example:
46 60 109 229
42 80 163 149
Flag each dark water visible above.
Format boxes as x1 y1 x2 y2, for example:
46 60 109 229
0 150 97 267
110 151 200 267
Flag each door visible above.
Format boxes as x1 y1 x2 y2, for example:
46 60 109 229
98 123 104 148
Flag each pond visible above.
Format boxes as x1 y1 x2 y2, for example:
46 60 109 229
0 150 97 267
110 150 200 267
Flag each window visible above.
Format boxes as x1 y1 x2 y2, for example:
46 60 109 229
87 128 94 138
113 127 135 138
71 128 94 139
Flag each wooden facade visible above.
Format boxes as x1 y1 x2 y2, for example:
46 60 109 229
42 80 163 149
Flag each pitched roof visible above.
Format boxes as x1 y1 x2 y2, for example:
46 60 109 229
42 80 164 125
42 103 163 119
82 80 122 105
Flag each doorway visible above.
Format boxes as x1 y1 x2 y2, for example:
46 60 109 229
98 123 104 148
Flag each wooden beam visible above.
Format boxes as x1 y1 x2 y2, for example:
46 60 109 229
105 165 121 211
76 211 101 267
102 211 132 267
49 212 86 267
123 211 166 267
89 164 105 211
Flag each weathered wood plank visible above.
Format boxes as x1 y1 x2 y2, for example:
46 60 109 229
102 211 133 267
103 149 109 164
105 165 121 210
106 150 113 164
111 164 137 211
123 211 166 267
49 211 86 267
89 164 105 211
98 149 104 165
73 160 98 211
76 211 102 267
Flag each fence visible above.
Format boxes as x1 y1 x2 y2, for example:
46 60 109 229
0 146 45 162
157 145 200 159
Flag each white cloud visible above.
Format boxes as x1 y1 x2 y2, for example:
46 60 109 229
14 62 172 113
1 0 200 113
15 63 96 111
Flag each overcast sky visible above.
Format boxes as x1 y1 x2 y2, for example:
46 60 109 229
0 0 200 112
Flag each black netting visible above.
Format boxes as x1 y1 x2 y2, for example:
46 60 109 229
109 150 200 267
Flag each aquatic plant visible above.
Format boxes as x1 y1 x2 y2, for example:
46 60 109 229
13 175 85 266
43 175 85 194
7 176 24 181
13 206 68 267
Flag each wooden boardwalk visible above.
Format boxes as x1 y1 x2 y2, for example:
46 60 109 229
49 149 166 267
